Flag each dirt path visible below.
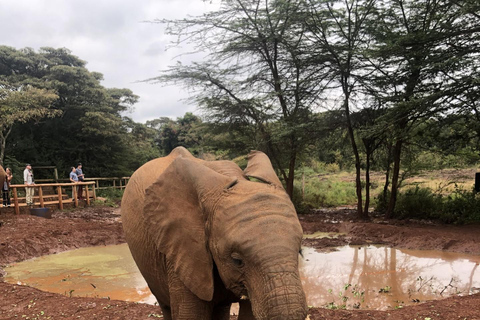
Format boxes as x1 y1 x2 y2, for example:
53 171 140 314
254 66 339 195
0 207 479 320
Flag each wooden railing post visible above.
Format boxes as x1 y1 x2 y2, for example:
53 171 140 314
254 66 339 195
13 187 19 215
73 184 78 207
57 186 63 210
85 183 90 205
38 186 44 208
92 183 97 200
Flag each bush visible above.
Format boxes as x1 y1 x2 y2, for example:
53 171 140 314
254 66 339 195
97 187 124 200
394 187 442 220
376 185 480 224
440 187 480 224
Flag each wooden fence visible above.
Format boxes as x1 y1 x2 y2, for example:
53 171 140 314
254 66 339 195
35 177 130 190
6 181 96 215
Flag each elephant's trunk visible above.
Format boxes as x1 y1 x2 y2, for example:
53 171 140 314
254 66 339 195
247 267 307 320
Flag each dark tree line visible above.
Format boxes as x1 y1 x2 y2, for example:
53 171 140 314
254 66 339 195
0 46 159 179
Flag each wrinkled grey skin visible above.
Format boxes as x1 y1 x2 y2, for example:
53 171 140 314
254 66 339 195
121 147 307 320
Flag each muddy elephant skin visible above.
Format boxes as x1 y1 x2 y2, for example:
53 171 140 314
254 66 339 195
121 147 307 320
0 165 5 191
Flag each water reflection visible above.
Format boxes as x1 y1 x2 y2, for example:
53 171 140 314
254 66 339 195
303 232 345 239
300 245 480 310
4 244 480 310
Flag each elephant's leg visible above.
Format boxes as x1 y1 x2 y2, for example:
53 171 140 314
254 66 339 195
159 304 172 320
167 268 213 319
237 300 255 320
212 303 231 320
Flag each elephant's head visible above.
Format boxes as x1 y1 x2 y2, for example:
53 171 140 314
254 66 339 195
143 150 307 320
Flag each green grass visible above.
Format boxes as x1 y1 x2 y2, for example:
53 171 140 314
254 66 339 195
293 167 479 223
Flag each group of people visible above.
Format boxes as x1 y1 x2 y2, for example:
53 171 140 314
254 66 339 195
0 163 87 208
69 163 86 200
2 163 39 207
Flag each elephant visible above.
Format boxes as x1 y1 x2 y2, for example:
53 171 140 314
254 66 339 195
121 147 307 320
0 165 5 191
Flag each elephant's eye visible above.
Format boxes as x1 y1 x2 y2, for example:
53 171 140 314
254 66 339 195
231 253 244 268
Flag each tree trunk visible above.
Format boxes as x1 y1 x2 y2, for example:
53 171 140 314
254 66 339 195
363 147 371 219
285 150 297 200
0 130 7 167
386 139 403 218
382 144 392 202
344 100 363 219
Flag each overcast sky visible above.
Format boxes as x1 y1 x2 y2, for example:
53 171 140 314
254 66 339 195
0 0 220 123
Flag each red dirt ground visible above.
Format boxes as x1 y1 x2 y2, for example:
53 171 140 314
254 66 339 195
0 206 479 320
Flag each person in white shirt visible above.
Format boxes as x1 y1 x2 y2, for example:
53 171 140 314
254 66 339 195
23 164 35 206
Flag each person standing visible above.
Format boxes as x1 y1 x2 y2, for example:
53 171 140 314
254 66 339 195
23 164 35 206
2 167 13 207
70 167 79 183
70 166 79 200
76 163 85 200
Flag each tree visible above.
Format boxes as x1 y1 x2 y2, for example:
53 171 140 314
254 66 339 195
151 0 330 198
369 0 480 217
302 0 379 219
146 113 203 155
0 46 144 177
0 83 59 165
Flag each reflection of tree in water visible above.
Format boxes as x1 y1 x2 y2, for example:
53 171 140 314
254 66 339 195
299 246 480 310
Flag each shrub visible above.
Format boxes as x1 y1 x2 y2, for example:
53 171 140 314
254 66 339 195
394 187 442 220
440 187 480 224
376 185 480 224
97 187 124 200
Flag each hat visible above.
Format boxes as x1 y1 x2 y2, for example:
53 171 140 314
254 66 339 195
26 163 31 167
77 163 82 166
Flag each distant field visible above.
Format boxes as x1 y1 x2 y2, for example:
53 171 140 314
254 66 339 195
298 168 478 208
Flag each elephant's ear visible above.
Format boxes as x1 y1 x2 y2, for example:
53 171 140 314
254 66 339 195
244 150 283 188
143 157 236 301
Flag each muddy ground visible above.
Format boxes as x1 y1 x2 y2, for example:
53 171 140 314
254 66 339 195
0 206 479 320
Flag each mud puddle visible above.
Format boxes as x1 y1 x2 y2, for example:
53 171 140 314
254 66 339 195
301 245 480 310
4 244 156 304
4 244 480 310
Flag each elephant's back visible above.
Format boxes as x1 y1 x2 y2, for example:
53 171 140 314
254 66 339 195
122 146 198 220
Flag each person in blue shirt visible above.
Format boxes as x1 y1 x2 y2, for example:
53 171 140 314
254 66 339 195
76 163 85 200
69 167 78 183
69 167 79 200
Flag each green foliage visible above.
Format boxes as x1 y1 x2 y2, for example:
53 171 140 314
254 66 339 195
440 188 480 224
292 176 357 211
394 187 443 220
378 185 480 224
97 187 124 200
0 46 159 177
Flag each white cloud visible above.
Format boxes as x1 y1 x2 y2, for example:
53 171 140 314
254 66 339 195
0 0 220 123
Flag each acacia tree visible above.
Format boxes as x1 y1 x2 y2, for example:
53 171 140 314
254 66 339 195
302 0 379 219
369 0 480 217
152 0 331 197
0 83 59 165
